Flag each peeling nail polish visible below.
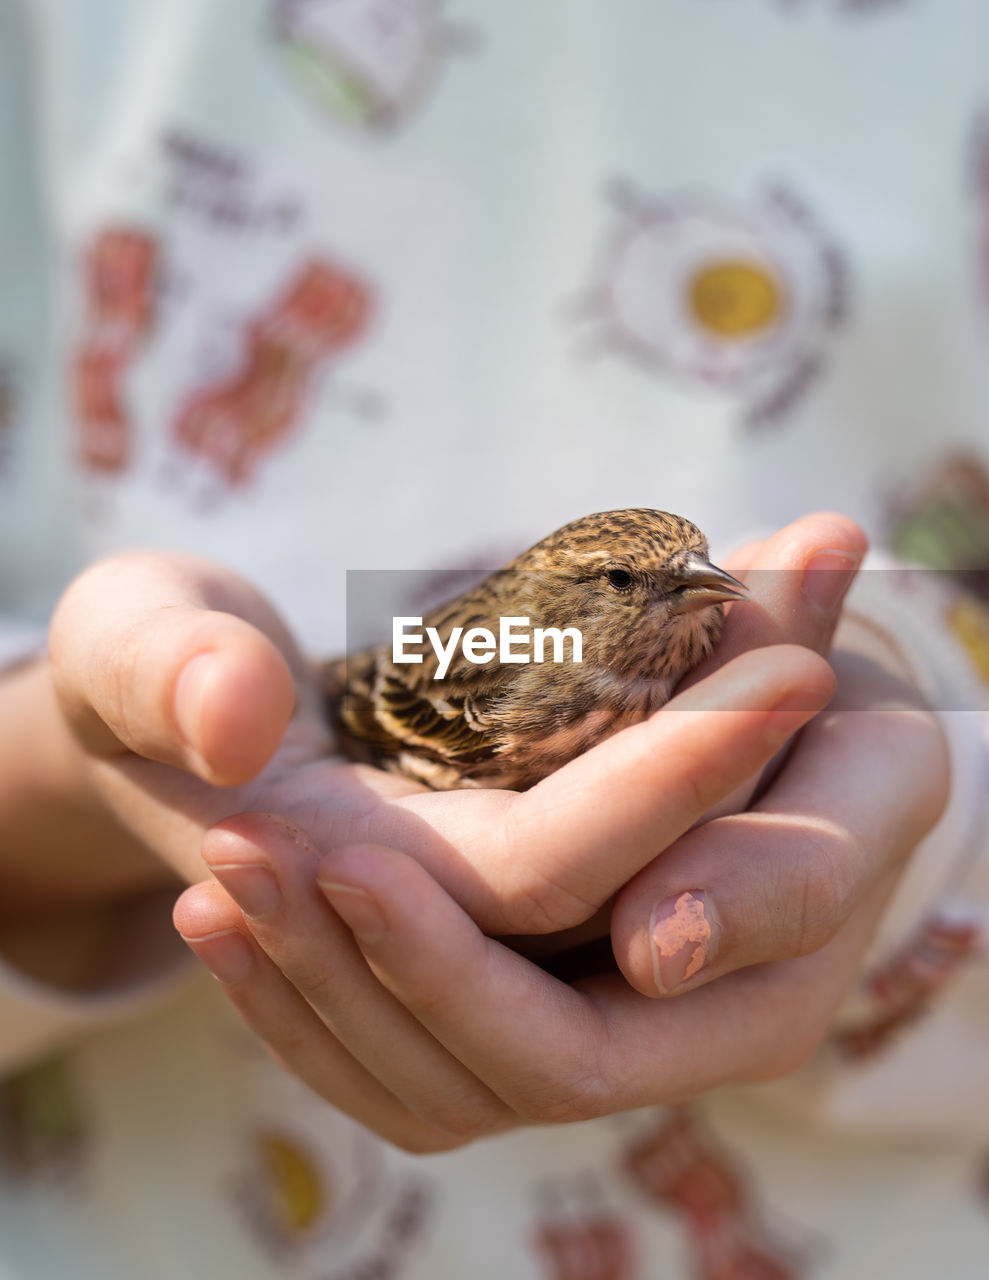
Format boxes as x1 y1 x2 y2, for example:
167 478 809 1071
650 891 716 995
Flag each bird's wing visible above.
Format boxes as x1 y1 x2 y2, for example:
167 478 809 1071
322 642 509 765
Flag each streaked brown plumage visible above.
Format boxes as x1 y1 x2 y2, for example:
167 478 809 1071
323 509 745 790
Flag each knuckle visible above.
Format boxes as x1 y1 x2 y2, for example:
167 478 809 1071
103 619 147 724
405 981 461 1022
499 873 598 934
726 989 828 1084
260 1022 323 1079
495 805 598 934
280 954 343 1008
679 759 723 820
91 608 177 757
510 1064 615 1126
745 1022 828 1083
787 823 859 957
415 1087 512 1143
253 932 346 1009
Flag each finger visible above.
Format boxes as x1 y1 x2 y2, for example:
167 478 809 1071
610 649 950 997
377 643 835 935
685 510 868 686
316 841 886 1118
318 842 621 1119
674 510 867 822
196 813 515 1141
173 880 465 1153
50 552 299 785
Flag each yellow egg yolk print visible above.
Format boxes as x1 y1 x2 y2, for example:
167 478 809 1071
576 182 851 431
688 259 784 339
259 1132 327 1233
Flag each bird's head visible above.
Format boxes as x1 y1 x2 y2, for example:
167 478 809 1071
511 509 746 681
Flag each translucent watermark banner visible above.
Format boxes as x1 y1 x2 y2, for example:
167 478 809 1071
341 567 989 712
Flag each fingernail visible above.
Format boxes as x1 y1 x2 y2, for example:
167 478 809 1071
650 891 718 995
319 879 387 945
180 928 256 985
206 862 281 917
174 653 214 755
801 549 860 612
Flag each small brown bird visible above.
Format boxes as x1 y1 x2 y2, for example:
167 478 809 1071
323 509 746 790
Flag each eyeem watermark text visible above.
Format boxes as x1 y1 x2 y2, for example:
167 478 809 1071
393 616 583 679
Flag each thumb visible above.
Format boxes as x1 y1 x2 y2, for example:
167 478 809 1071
49 552 298 786
687 511 869 684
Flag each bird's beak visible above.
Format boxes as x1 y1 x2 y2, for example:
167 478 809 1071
668 552 748 614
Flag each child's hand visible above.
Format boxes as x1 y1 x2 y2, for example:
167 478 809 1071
40 513 847 916
174 645 945 1154
166 514 948 1151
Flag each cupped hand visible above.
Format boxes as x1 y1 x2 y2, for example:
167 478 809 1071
165 513 945 1152
173 639 946 1155
51 513 849 920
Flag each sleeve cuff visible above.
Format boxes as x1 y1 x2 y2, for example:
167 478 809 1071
0 889 196 1074
839 555 989 974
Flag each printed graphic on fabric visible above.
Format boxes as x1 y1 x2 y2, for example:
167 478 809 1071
885 451 989 604
574 181 851 432
172 257 372 486
948 595 989 685
530 1177 639 1280
226 1047 433 1272
231 1121 432 1269
159 128 304 234
72 228 158 473
0 1053 90 1186
623 1110 811 1280
835 911 984 1061
269 0 475 131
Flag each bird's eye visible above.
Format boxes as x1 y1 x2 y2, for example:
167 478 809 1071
606 567 633 591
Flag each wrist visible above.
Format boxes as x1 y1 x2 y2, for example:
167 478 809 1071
835 566 987 971
0 658 178 921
